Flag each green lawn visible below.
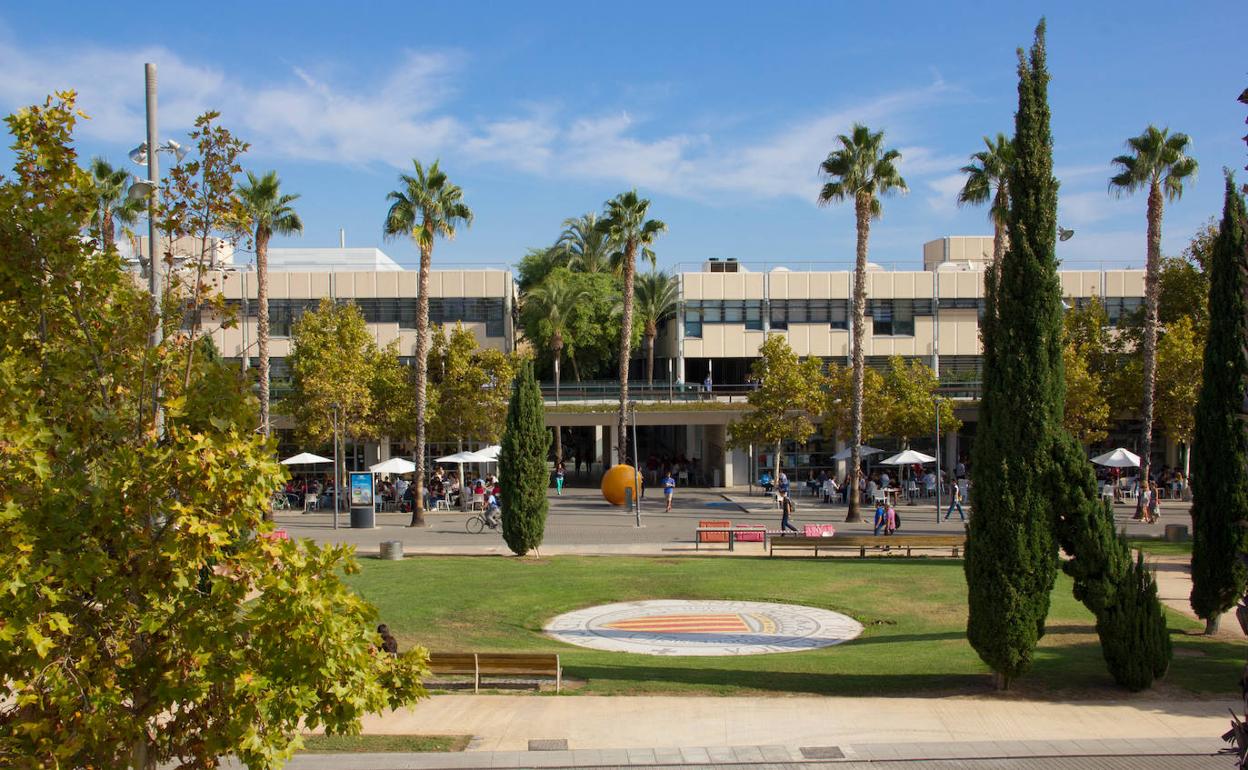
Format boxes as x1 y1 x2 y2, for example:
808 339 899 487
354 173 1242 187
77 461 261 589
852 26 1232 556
344 555 1239 698
299 734 469 753
1129 537 1193 556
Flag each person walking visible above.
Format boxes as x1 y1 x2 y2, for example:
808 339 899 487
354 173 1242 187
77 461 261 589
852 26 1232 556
873 500 888 536
778 490 799 533
662 470 676 512
554 462 565 496
944 481 966 521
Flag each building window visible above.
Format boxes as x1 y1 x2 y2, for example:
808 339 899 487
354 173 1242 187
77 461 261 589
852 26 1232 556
869 300 915 336
769 301 788 331
684 306 703 338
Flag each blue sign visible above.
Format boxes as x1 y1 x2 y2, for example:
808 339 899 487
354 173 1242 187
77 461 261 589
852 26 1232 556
349 472 374 507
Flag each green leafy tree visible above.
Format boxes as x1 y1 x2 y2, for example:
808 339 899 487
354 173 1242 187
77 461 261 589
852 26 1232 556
516 245 566 293
1062 342 1110 445
287 300 382 491
1154 315 1202 475
87 156 142 253
0 93 425 770
597 191 666 464
557 212 617 274
1110 125 1198 500
1190 174 1248 634
524 273 589 460
427 323 519 450
958 133 1014 320
880 356 960 448
369 340 417 443
237 170 303 438
818 123 907 520
519 269 631 383
634 271 679 385
159 111 250 390
383 159 473 527
727 335 825 481
823 361 888 446
499 359 550 556
965 23 1062 689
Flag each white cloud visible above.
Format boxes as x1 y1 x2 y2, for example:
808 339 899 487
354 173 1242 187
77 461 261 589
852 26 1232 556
924 173 967 215
0 35 965 203
1058 190 1117 227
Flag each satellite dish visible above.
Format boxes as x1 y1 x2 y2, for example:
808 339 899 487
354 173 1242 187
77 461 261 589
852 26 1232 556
1058 227 1075 242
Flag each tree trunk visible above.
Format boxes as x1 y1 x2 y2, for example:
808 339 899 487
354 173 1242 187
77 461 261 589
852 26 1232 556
1205 615 1221 635
617 238 637 465
102 208 116 254
645 327 656 386
553 337 563 463
988 186 1008 322
257 228 271 439
1137 180 1163 517
409 236 432 527
774 441 782 488
847 193 872 522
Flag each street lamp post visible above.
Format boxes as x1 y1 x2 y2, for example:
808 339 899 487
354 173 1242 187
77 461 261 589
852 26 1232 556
631 401 642 527
934 396 942 522
332 402 341 530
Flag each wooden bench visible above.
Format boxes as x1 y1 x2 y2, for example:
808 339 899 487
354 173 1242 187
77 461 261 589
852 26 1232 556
769 534 966 558
427 652 561 693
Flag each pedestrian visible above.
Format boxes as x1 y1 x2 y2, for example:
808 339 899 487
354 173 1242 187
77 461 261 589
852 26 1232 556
944 480 966 521
554 462 565 496
777 470 790 496
873 500 887 536
663 470 676 512
1142 480 1160 524
885 503 898 535
778 490 799 533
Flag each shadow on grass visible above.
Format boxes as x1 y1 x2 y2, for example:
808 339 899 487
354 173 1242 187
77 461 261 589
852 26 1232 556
564 663 992 697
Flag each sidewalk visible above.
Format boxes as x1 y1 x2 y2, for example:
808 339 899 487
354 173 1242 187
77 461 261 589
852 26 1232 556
223 694 1233 768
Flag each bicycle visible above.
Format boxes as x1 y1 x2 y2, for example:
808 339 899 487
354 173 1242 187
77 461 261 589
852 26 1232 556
271 493 293 512
465 509 501 534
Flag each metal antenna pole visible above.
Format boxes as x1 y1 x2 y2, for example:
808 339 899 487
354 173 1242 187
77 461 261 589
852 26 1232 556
333 404 340 530
145 63 163 438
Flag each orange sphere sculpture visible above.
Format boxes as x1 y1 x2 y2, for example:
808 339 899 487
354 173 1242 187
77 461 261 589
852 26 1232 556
601 464 642 506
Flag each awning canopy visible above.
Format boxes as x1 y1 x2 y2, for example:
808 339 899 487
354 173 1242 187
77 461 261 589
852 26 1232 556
370 457 416 475
879 450 937 466
1090 448 1141 468
280 452 332 465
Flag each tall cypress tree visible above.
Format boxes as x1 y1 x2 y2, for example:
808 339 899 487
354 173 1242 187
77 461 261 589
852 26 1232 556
1190 174 1248 633
499 359 550 556
964 21 1061 688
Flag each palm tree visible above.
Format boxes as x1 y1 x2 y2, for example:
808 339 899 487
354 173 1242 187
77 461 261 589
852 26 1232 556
597 191 667 465
237 171 303 440
88 157 142 254
818 123 908 522
958 134 1014 320
556 213 616 273
525 272 591 461
384 159 473 528
1110 126 1197 508
634 271 679 385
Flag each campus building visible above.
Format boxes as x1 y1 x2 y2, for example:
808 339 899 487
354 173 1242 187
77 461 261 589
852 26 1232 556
155 237 1156 487
548 236 1149 487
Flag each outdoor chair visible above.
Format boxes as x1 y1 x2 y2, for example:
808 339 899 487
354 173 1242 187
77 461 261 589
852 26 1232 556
434 498 451 512
469 493 486 512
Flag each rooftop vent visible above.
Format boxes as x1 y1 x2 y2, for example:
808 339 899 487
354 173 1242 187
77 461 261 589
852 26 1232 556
704 257 740 273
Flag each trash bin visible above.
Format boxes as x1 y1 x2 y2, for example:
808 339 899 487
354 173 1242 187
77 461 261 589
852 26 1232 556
350 506 375 529
380 541 403 560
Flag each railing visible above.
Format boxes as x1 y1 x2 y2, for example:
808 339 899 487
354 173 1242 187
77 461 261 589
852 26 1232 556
540 380 983 404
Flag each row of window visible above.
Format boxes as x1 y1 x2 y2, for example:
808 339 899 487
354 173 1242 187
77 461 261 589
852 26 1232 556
683 299 929 337
223 298 507 337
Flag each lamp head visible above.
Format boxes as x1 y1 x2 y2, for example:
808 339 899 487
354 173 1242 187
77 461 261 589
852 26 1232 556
126 178 154 202
1058 227 1075 242
128 143 149 166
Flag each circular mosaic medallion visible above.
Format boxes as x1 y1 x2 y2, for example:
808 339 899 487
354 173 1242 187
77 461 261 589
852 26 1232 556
544 599 863 656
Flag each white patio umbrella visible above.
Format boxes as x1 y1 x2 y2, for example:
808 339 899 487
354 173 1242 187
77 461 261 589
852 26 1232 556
831 445 885 461
475 444 501 461
1090 448 1141 468
435 451 491 511
280 452 332 465
879 450 937 465
370 457 417 475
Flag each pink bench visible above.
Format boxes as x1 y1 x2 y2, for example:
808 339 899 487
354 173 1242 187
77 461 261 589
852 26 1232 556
803 524 836 538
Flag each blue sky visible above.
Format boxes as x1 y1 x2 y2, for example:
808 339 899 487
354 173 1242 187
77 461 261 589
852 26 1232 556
0 2 1243 272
